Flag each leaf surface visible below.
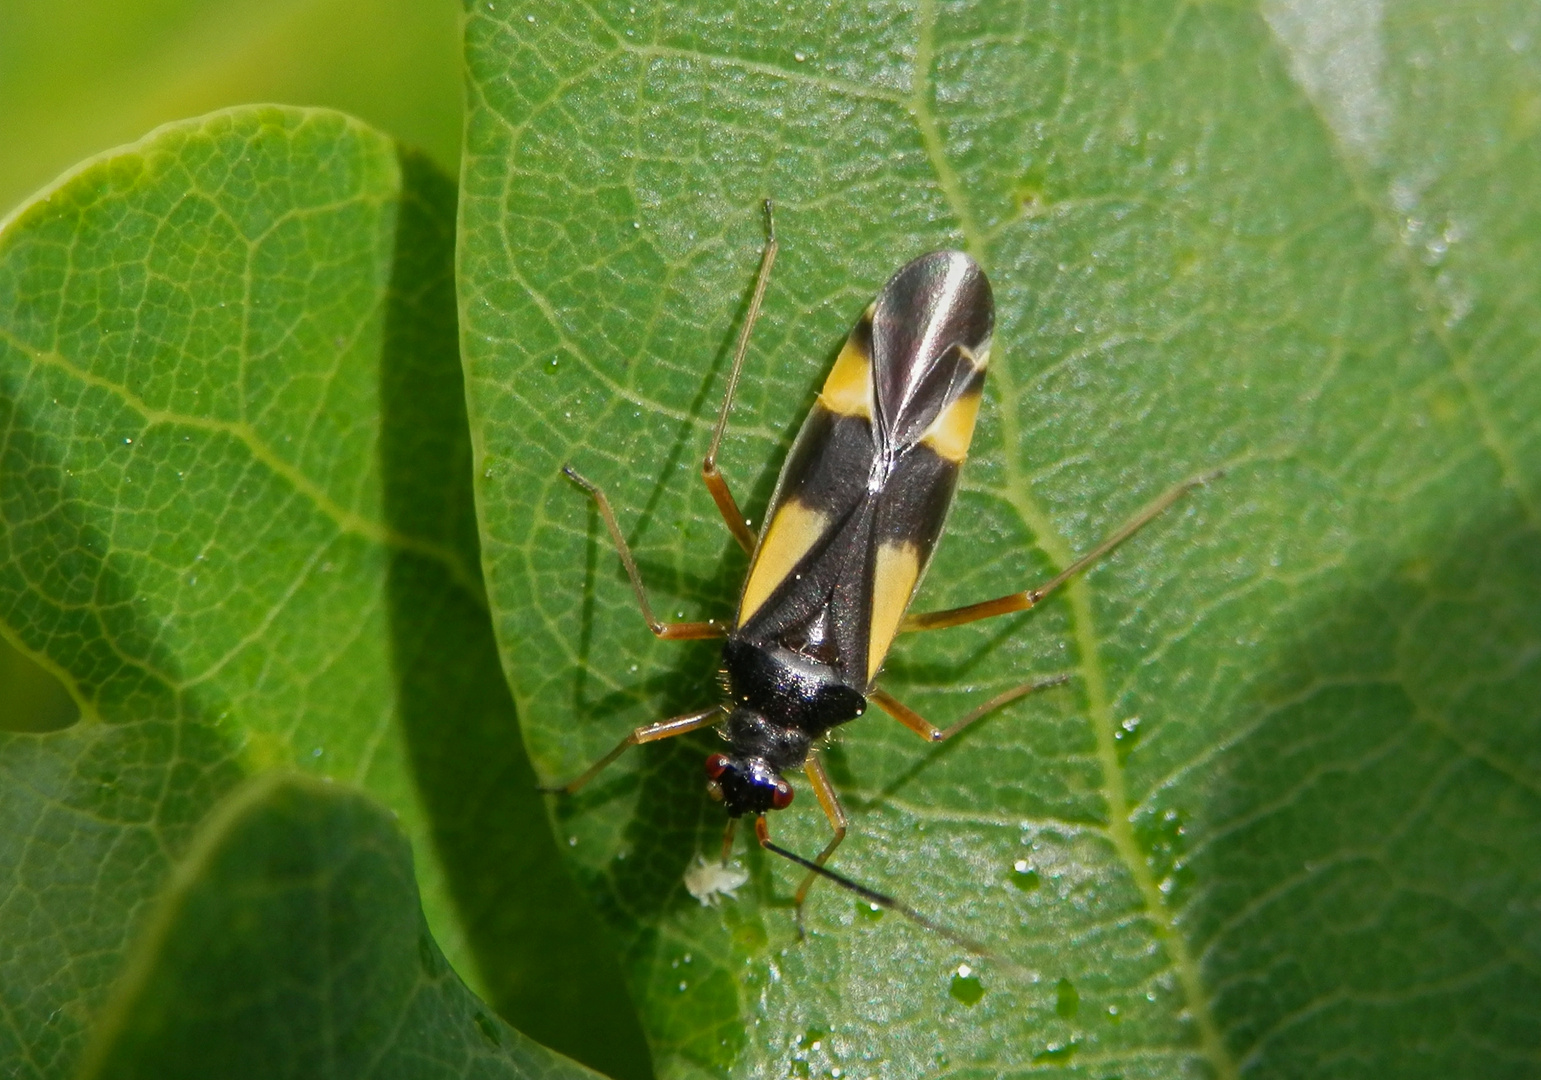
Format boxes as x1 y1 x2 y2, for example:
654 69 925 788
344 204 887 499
80 773 598 1080
0 106 640 1079
460 0 1541 1076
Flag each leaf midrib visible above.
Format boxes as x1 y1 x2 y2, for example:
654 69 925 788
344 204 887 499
908 1 1240 1076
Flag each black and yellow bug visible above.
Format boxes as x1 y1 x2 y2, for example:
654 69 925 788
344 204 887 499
548 203 1212 934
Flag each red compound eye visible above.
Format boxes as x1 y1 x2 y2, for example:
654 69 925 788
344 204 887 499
705 754 731 779
771 780 794 810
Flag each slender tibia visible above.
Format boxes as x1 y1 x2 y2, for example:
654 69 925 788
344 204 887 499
902 468 1223 633
793 755 849 916
564 465 727 640
538 707 721 795
870 674 1072 743
701 199 779 555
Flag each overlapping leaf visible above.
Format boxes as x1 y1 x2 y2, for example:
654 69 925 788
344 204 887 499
0 107 630 1079
80 773 596 1080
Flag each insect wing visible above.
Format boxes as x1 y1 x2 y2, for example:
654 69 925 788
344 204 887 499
870 251 994 454
735 252 993 687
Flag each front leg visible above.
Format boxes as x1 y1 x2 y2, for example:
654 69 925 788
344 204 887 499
538 706 721 794
793 754 849 912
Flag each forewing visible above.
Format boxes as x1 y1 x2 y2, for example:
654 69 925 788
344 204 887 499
869 251 993 452
734 251 995 687
735 404 878 682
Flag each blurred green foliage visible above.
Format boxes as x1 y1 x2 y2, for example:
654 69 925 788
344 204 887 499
0 0 463 217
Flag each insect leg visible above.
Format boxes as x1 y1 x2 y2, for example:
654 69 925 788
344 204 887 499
538 706 722 794
700 200 779 555
793 754 849 916
869 675 1072 743
902 469 1222 633
564 465 727 640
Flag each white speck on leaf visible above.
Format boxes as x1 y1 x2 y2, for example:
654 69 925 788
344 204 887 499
684 854 749 905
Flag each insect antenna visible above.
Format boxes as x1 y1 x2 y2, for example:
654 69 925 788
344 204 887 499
754 817 1031 979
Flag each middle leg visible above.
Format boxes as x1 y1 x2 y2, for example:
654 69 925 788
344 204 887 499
565 465 728 640
870 674 1072 743
902 469 1221 633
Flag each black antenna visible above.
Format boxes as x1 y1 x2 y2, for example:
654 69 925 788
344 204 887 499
755 817 1032 979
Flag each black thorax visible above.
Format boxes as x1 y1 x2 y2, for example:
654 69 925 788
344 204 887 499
719 637 866 770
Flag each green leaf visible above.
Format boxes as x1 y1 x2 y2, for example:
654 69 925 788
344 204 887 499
78 772 598 1080
0 634 78 732
0 106 643 1079
0 0 464 217
460 1 1541 1076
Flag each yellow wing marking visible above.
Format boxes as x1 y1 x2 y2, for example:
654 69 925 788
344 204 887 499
817 336 873 419
867 541 922 682
738 499 829 625
919 388 982 464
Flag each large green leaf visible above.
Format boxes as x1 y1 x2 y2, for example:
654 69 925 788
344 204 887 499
460 0 1541 1076
0 107 641 1079
79 772 597 1080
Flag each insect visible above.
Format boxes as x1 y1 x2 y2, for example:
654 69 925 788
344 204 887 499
683 855 749 907
546 202 1214 944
